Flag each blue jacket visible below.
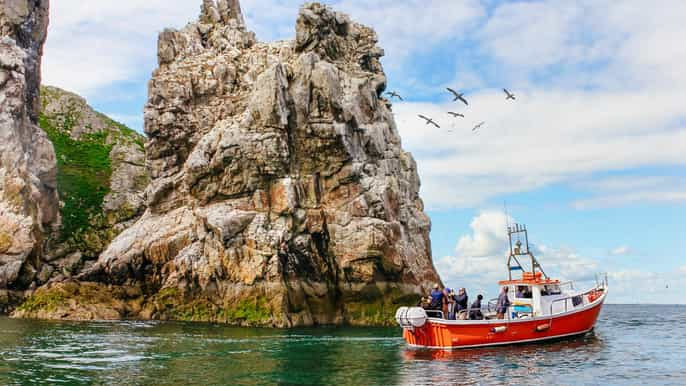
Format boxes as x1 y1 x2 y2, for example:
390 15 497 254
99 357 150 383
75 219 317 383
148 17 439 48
430 289 444 308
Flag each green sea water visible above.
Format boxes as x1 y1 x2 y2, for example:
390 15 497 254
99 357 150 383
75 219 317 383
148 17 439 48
1 305 685 385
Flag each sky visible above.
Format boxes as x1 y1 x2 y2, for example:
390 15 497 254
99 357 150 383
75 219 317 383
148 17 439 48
41 0 686 304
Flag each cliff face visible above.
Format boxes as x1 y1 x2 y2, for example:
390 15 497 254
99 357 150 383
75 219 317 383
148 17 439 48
14 0 441 326
0 0 58 304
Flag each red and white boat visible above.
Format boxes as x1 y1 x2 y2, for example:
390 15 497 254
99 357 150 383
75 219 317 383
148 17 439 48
396 223 608 350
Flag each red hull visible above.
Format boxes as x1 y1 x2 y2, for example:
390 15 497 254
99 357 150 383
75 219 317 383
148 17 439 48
403 295 605 349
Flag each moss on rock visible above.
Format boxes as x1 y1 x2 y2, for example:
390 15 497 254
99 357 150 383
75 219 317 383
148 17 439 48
13 281 139 320
146 288 274 326
16 288 67 313
344 286 421 326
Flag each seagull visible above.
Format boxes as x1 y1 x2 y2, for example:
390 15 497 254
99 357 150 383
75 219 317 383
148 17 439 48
503 88 516 100
418 114 440 128
472 121 485 132
446 88 468 105
386 91 403 101
447 112 464 118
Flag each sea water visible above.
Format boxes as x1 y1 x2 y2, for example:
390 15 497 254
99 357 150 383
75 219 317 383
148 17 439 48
0 304 684 385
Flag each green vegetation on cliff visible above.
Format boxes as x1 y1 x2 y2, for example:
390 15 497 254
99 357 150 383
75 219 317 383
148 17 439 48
38 85 148 257
40 115 112 241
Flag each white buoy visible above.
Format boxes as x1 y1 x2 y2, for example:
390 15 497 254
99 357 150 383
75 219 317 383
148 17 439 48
395 307 427 328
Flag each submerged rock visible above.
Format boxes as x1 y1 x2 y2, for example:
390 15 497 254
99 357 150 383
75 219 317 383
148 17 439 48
16 0 442 326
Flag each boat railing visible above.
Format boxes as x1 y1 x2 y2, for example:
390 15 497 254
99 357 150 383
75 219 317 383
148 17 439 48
549 283 606 315
558 280 575 291
425 310 444 319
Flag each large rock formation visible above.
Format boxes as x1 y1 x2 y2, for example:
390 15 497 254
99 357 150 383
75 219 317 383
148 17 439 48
15 0 441 326
0 0 58 306
37 85 148 279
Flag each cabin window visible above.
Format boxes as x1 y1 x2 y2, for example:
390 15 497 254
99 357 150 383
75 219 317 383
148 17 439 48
515 285 532 299
541 284 562 296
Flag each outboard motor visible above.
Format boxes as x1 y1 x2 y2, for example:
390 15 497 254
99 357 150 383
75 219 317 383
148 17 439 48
395 307 428 329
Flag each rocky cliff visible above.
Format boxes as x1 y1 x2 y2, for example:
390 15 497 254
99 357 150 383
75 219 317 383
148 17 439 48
0 0 58 309
13 0 442 326
38 86 148 280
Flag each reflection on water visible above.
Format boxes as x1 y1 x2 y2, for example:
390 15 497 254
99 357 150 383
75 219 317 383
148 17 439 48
0 305 685 385
399 333 605 385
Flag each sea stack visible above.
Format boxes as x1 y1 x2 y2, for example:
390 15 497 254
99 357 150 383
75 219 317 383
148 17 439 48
0 0 58 308
15 0 442 326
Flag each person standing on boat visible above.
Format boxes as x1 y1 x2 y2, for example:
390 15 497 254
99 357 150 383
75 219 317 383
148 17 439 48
429 284 445 314
469 294 484 320
446 288 456 319
496 287 511 319
455 288 469 319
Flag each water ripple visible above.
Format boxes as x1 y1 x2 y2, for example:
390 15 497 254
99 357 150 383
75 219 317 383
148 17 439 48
0 305 684 385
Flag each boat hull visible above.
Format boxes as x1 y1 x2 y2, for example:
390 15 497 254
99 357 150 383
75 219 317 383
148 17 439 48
402 296 605 349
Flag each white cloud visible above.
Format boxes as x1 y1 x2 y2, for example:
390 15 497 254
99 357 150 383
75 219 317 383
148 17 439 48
455 210 511 258
571 175 686 210
43 0 200 97
607 269 685 304
573 191 686 210
436 211 511 298
681 266 686 274
610 245 631 256
479 2 595 70
334 0 484 68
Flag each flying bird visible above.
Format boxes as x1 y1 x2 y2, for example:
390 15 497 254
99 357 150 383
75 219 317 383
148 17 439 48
446 88 468 105
472 121 485 132
447 112 465 118
418 114 440 128
386 91 403 101
503 88 516 100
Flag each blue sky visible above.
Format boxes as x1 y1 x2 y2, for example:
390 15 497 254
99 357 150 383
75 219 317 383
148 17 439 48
41 0 686 304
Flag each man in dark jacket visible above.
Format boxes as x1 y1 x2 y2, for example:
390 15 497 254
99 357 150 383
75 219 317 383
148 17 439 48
496 286 511 319
469 294 484 320
429 284 445 313
454 288 469 319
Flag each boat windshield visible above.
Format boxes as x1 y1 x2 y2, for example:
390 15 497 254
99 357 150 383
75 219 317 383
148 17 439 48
515 285 532 299
541 284 562 296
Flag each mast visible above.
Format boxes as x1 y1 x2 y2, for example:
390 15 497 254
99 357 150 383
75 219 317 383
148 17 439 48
506 223 548 280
